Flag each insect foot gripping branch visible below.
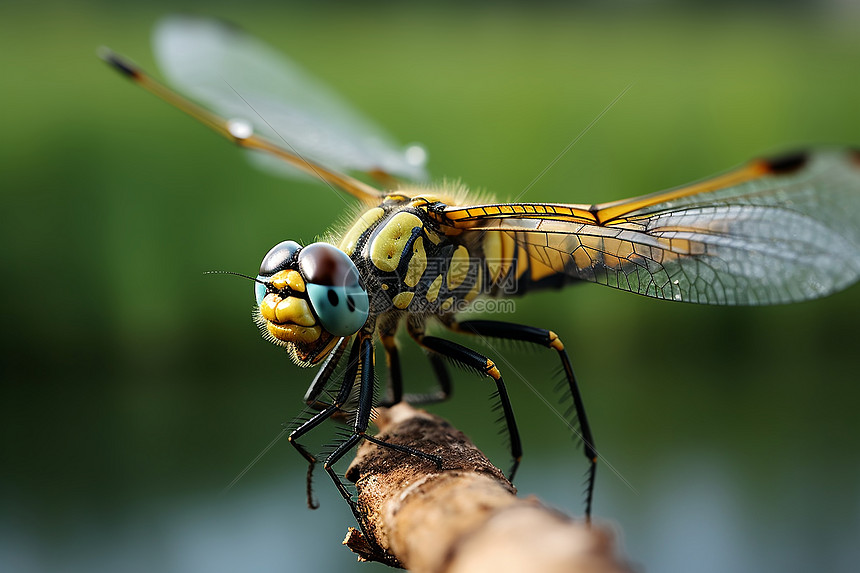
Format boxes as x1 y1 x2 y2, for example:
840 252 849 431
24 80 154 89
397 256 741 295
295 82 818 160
343 403 631 573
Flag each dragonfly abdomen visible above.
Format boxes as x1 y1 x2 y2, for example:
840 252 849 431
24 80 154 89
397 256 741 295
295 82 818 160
481 229 578 297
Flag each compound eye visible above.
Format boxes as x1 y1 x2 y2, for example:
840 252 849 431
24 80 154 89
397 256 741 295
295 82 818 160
306 283 370 336
299 243 369 336
254 280 267 306
297 243 361 287
259 240 302 277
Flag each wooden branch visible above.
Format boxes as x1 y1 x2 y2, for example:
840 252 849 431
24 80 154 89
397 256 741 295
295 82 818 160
343 403 631 573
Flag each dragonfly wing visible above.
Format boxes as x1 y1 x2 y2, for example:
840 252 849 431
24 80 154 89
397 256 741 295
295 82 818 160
445 149 860 305
152 16 428 182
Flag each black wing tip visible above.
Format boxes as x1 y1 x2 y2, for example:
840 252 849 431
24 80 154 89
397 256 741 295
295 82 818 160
763 147 860 171
761 150 809 175
97 46 140 79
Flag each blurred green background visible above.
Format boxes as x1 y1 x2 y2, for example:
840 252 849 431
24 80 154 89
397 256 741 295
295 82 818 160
3 2 860 572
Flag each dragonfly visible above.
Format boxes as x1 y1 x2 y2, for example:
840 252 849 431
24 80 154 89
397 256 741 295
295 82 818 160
102 16 860 530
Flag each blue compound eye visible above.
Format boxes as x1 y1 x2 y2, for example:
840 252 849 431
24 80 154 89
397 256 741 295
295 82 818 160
306 283 369 336
254 279 267 306
297 242 369 336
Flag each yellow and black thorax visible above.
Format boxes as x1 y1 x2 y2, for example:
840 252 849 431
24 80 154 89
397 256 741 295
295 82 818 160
339 193 577 318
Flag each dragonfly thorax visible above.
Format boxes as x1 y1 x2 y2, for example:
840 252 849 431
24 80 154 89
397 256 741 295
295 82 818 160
337 198 489 320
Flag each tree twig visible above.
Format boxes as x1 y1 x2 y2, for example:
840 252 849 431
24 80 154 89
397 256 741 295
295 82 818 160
343 403 631 573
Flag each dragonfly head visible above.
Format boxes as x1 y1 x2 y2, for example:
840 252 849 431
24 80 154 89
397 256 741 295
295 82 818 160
254 240 370 366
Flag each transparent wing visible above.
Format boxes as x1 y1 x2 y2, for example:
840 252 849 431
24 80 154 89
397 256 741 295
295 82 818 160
152 16 428 182
442 149 860 305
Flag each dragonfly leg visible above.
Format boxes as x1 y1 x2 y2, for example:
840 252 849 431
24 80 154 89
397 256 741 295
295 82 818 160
398 318 453 405
378 325 404 406
288 336 359 509
379 321 452 406
301 336 350 409
322 333 442 541
408 325 522 481
448 319 596 522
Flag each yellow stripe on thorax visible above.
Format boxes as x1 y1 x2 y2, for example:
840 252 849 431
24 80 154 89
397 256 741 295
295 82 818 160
340 207 385 255
369 211 424 272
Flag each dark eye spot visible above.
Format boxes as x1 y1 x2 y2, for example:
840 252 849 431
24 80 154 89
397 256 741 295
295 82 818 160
346 295 356 312
327 289 339 306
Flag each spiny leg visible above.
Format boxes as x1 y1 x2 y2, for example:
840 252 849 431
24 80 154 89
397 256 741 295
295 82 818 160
408 324 522 480
322 333 442 532
378 324 404 406
303 336 350 408
449 319 597 521
402 318 454 405
288 336 358 509
379 321 452 407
